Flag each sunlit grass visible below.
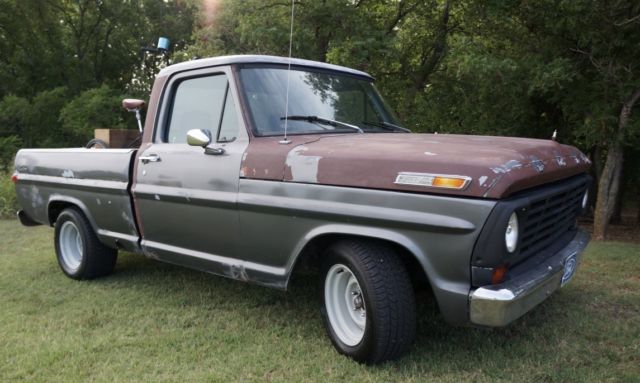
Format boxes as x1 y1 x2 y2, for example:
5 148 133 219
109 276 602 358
1 220 638 382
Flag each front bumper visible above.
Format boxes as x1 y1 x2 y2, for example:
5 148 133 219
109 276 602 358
469 229 590 327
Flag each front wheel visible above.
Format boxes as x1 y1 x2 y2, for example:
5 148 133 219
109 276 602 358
54 208 117 279
319 239 416 364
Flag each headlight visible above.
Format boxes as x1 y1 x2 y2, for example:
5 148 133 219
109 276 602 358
505 212 519 253
581 190 589 210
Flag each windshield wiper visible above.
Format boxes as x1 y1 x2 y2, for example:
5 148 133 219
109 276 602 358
281 115 364 133
363 121 412 133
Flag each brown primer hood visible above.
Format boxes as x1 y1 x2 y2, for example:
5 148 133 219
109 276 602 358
241 133 591 199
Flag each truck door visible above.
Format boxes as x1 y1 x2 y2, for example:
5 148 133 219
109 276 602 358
132 66 248 263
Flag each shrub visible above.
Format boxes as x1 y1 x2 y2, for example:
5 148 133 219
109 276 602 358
0 135 21 172
59 84 129 144
0 170 18 218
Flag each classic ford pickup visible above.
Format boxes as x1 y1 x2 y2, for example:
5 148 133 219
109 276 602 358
13 55 591 363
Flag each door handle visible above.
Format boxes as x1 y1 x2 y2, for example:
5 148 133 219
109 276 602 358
140 154 161 164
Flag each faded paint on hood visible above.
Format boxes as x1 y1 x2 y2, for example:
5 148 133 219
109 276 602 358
241 133 590 199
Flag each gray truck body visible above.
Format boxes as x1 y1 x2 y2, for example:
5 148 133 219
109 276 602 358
14 55 591 327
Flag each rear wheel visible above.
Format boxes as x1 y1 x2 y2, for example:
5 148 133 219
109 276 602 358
54 208 117 279
319 239 416 364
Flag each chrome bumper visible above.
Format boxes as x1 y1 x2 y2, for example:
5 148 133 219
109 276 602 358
469 229 590 327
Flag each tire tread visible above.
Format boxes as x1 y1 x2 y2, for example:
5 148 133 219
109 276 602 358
321 239 416 363
55 207 117 279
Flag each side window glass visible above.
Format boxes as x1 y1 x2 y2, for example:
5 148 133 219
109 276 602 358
166 75 227 143
218 89 239 142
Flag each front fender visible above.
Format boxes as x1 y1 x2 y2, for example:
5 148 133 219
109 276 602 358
285 223 429 282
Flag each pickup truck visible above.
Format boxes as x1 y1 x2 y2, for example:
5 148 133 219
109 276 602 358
13 55 591 364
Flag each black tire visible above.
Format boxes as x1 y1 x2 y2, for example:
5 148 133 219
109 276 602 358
54 207 117 279
85 138 109 149
319 239 416 364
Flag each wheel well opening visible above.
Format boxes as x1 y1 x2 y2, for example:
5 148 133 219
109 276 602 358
289 234 431 291
48 201 75 226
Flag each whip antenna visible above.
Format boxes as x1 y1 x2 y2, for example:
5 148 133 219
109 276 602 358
279 0 296 145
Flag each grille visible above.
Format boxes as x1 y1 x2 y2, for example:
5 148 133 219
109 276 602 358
518 178 588 259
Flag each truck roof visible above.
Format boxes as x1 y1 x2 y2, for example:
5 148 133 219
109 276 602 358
158 54 374 80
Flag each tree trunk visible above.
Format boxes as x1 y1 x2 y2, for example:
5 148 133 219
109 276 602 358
593 142 623 240
402 0 450 115
593 87 640 240
610 162 625 224
637 185 640 225
587 146 600 214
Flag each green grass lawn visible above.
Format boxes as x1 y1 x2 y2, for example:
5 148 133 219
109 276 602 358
1 220 638 382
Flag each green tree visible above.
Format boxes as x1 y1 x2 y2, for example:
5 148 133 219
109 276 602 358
0 135 21 171
479 1 640 240
59 84 128 144
29 87 70 147
0 0 198 97
0 95 31 145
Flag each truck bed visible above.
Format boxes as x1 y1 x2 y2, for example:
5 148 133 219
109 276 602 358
14 148 140 252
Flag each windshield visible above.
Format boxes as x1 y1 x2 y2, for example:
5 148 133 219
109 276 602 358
238 67 405 136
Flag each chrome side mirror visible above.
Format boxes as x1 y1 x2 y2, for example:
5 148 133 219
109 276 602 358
187 129 211 147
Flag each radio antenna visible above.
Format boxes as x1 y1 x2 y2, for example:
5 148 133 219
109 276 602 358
279 0 295 145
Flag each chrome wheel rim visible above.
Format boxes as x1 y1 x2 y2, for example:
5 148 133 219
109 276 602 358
59 221 83 271
324 264 366 346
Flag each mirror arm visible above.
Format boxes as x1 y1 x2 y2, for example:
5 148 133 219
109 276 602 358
204 146 225 155
134 109 143 132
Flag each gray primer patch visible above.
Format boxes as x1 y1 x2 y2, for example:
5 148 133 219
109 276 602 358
229 264 249 282
62 169 75 178
478 175 488 187
30 185 44 209
121 211 137 233
285 146 321 183
483 174 504 197
556 156 566 166
580 152 590 164
490 159 523 174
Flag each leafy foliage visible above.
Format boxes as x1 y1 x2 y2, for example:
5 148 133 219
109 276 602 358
0 170 18 217
0 136 21 172
59 85 129 144
0 0 197 98
0 0 199 160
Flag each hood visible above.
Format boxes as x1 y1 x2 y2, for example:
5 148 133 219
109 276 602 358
241 133 591 199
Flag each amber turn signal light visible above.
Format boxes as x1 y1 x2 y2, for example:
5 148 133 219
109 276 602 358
492 265 508 285
432 176 467 189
